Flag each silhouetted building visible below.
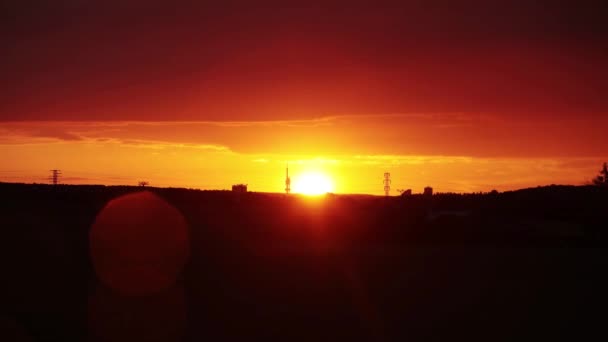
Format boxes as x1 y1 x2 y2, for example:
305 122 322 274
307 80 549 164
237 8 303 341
401 189 412 197
232 184 248 193
423 186 433 196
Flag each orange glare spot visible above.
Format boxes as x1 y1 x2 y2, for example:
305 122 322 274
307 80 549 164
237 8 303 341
90 191 189 296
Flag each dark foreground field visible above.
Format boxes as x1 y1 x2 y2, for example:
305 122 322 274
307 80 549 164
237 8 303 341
1 183 607 341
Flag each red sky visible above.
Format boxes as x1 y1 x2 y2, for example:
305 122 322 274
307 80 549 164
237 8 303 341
1 1 607 193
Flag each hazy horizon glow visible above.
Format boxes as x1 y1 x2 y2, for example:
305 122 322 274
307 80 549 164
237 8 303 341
1 118 605 194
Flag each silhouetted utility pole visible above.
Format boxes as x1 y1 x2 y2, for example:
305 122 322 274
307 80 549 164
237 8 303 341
49 169 62 185
383 172 391 196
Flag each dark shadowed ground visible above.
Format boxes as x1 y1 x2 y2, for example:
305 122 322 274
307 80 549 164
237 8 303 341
0 183 606 341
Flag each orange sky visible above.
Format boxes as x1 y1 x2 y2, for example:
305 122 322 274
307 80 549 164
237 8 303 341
1 117 605 194
1 2 607 194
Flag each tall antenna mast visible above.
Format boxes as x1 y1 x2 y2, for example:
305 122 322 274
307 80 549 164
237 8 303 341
383 172 391 196
285 164 291 194
49 169 62 185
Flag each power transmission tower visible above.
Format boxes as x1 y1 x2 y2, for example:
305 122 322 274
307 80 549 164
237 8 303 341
383 172 391 196
49 169 62 185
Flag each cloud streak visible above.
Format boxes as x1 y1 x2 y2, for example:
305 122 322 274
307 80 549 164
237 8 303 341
1 114 606 158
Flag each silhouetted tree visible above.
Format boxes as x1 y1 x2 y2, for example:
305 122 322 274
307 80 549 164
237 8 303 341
592 162 608 186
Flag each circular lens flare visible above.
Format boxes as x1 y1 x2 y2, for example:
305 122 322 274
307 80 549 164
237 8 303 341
90 191 190 296
292 172 335 195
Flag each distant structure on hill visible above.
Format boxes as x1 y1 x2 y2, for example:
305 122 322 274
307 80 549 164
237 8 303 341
592 162 608 186
285 164 291 194
400 189 412 197
138 181 149 187
424 186 433 196
232 184 248 193
49 169 61 185
383 172 391 196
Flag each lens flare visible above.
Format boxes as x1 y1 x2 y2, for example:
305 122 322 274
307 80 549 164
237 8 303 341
90 191 190 296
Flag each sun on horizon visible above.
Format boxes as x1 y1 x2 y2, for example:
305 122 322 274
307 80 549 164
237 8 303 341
292 171 335 196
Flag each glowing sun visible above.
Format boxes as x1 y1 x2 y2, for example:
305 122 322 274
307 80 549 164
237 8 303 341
292 171 335 195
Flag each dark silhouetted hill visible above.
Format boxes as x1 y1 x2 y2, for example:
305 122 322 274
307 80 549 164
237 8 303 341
0 182 606 341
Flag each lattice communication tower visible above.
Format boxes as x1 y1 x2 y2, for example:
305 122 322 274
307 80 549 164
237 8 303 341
49 169 62 185
285 164 291 194
383 172 391 196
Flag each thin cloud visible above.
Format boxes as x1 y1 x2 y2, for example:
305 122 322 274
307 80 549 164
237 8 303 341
100 138 232 152
1 114 606 158
353 155 474 165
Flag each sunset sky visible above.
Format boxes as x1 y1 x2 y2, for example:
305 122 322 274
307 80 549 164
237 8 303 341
1 2 607 194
